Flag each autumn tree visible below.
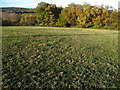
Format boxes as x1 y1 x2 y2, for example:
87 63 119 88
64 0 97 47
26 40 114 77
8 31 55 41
77 4 114 28
9 13 21 25
77 4 94 28
61 3 78 26
19 14 37 26
44 4 60 26
91 5 110 28
108 10 118 29
36 2 61 26
2 12 21 26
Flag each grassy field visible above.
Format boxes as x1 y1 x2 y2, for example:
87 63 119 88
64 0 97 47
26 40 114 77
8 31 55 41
2 26 119 89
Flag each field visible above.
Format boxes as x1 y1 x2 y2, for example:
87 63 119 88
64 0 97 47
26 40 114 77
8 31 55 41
2 26 119 89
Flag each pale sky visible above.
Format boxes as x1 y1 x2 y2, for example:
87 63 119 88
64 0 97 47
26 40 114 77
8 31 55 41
0 0 119 9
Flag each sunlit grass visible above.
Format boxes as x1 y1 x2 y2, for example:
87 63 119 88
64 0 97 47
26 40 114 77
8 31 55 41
2 26 119 88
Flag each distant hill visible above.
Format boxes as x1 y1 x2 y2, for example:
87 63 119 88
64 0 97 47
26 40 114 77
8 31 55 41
0 7 36 13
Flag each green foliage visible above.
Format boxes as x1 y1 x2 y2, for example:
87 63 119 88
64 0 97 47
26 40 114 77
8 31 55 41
56 14 67 27
36 2 61 26
36 2 49 25
92 25 102 29
2 27 119 89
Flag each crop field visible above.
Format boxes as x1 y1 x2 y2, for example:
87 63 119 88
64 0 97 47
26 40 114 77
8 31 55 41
2 26 119 89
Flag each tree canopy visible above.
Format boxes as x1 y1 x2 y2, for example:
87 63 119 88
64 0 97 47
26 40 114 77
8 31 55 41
2 2 118 30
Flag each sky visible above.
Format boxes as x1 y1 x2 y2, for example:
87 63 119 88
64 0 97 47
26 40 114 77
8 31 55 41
0 0 120 9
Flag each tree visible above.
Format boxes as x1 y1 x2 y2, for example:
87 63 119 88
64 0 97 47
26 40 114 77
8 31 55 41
56 14 67 27
44 4 57 26
36 2 61 26
2 12 21 26
19 14 37 26
108 10 118 29
77 4 112 28
36 2 49 26
61 3 77 26
9 13 21 25
77 4 93 28
92 5 109 28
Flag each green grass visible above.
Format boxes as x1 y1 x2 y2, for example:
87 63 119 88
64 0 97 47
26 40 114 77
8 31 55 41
2 26 119 89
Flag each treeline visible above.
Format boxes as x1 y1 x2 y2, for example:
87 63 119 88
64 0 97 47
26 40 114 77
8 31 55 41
1 2 119 30
1 7 35 13
1 12 37 26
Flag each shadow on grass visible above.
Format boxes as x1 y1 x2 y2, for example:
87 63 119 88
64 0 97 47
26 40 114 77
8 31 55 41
3 34 90 38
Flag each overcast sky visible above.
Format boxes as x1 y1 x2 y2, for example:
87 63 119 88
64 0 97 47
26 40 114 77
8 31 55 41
0 0 119 9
